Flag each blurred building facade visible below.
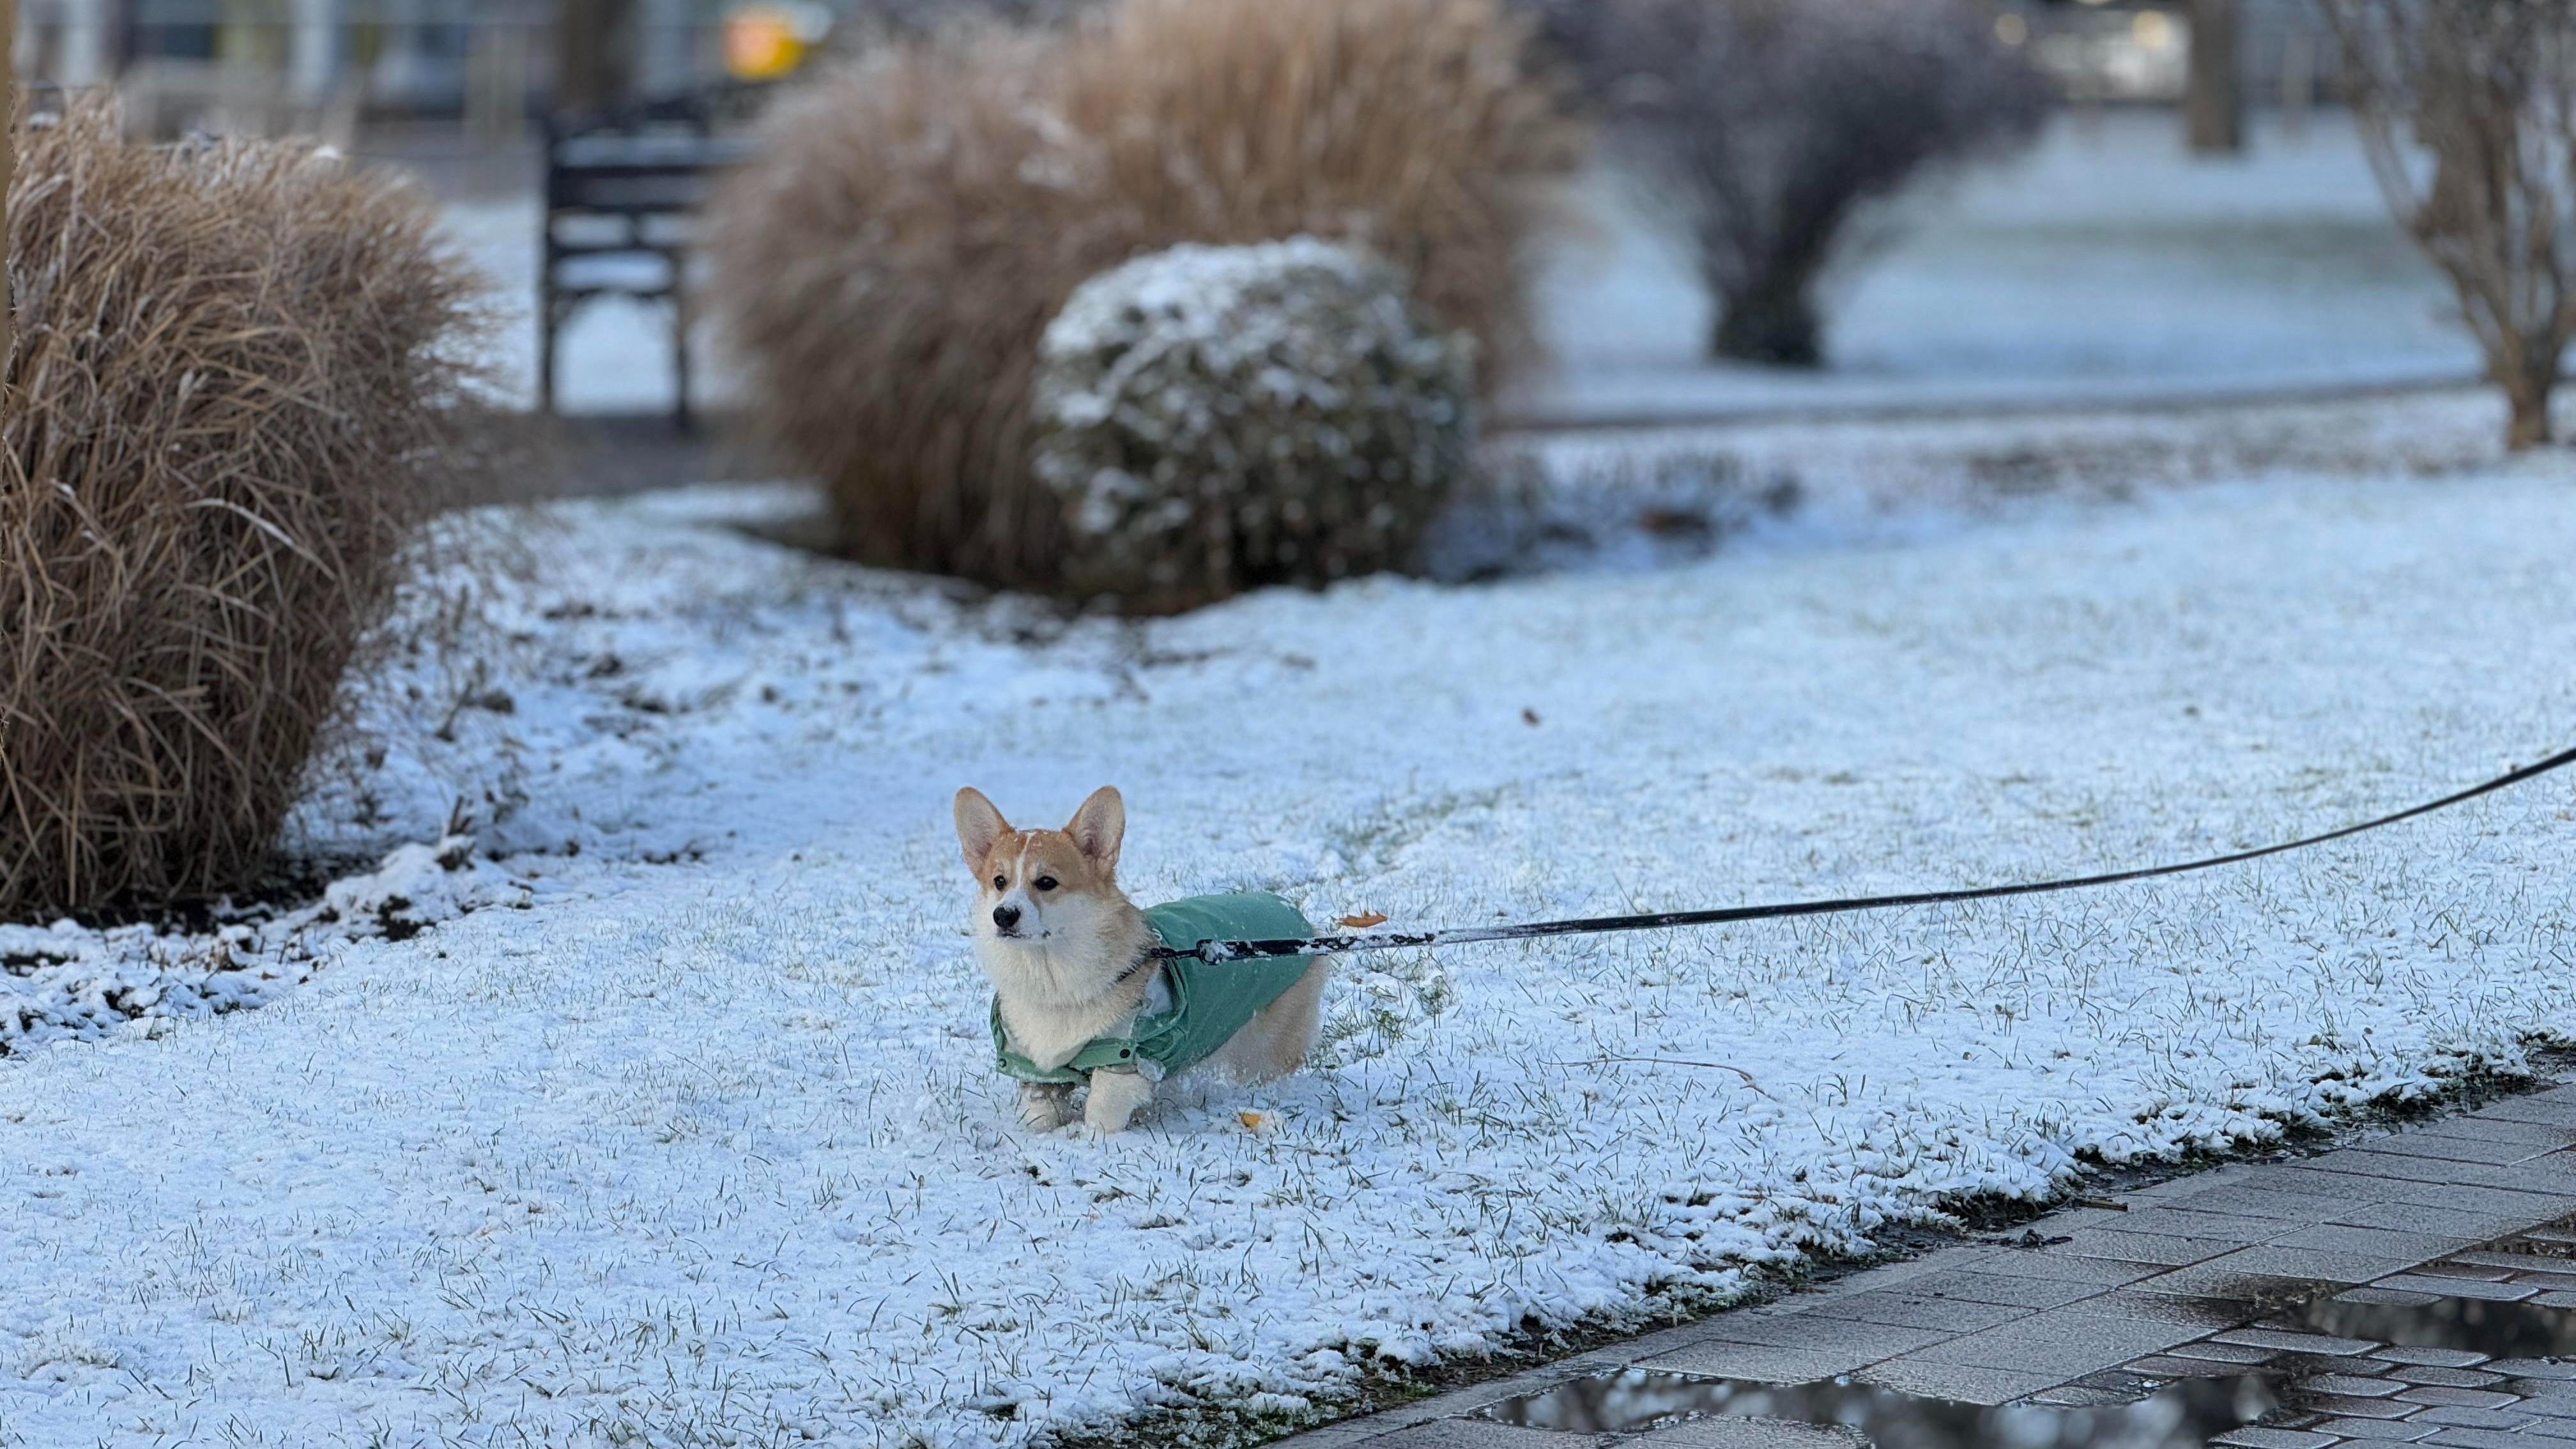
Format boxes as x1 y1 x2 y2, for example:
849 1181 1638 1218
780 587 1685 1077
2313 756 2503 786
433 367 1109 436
13 0 2336 134
13 0 722 123
2002 0 2332 109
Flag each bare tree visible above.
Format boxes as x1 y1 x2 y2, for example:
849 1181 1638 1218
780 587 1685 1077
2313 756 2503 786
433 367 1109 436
555 0 637 116
1545 0 2050 367
2326 0 2576 448
2186 0 2243 154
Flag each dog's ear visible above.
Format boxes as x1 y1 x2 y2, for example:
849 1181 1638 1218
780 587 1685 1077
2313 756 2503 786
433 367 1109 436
1065 786 1125 875
954 787 1011 868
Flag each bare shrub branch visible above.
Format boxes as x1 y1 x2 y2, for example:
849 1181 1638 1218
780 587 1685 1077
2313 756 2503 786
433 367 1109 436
2324 0 2576 448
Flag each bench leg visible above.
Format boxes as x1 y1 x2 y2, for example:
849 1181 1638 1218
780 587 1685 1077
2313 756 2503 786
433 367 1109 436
538 278 559 417
672 284 694 435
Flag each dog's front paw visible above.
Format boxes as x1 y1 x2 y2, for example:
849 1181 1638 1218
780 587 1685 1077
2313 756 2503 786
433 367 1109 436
1082 1070 1153 1136
1018 1084 1075 1131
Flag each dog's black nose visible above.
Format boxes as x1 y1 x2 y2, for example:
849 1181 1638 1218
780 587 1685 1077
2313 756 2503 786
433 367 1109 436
992 904 1022 931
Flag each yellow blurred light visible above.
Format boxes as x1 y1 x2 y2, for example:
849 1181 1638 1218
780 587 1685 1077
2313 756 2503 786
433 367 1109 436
2133 10 2177 48
1995 12 2028 45
725 6 807 81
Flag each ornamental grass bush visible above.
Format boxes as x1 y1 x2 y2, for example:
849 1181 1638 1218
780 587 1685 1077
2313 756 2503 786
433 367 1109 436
705 0 1568 593
0 102 488 921
1032 238 1475 611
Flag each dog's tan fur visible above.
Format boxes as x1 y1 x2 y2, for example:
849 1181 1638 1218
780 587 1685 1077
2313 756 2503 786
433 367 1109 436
954 785 1327 1135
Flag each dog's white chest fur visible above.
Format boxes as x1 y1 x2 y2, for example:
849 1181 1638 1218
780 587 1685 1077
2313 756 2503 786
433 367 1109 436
979 938 1156 1070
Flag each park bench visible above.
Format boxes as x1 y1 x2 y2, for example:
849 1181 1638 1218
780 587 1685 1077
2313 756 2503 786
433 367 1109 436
539 85 763 430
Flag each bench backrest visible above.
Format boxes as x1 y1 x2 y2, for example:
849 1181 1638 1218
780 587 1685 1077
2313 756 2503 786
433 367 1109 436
544 84 765 239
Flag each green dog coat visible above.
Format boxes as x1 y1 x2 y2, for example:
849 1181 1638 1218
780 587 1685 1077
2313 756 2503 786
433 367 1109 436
989 893 1316 1085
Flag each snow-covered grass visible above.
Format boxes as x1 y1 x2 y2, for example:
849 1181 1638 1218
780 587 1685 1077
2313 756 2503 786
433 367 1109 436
0 838 528 1060
4 421 2575 1446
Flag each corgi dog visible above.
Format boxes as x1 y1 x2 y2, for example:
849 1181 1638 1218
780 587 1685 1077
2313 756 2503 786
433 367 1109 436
953 785 1328 1135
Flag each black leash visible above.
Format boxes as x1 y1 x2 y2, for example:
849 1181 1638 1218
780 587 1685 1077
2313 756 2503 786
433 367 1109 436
1155 744 2576 965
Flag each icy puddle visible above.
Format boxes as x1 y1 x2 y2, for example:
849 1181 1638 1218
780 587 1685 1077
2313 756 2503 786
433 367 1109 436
1487 1369 2283 1446
1486 1270 2576 1445
2297 1287 2576 1359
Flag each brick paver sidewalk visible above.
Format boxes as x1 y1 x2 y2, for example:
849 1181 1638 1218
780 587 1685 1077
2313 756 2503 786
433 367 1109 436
1286 1084 2576 1448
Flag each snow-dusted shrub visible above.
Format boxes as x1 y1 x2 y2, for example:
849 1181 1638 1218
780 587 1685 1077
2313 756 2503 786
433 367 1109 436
1032 239 1475 610
703 0 1568 590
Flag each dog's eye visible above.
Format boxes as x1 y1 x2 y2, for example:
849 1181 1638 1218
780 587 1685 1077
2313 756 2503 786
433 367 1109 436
1034 876 1057 892
992 875 1006 889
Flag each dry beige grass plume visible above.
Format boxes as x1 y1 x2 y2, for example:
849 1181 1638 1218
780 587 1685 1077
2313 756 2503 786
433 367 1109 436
707 0 1572 590
0 100 489 920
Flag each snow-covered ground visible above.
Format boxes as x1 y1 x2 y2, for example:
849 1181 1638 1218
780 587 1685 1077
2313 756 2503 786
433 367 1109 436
4 396 2574 1446
451 109 2471 423
439 197 710 416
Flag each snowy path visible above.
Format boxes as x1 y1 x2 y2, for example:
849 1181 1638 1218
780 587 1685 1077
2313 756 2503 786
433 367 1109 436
5 466 2576 1446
